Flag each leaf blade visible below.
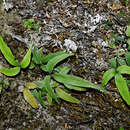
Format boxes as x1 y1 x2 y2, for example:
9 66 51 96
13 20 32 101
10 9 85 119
53 73 107 92
24 88 38 108
44 76 59 103
20 44 32 69
117 65 130 75
125 25 130 37
109 58 117 68
102 68 116 86
46 53 71 73
115 73 130 105
25 82 38 89
47 93 52 106
41 51 69 63
0 36 19 66
64 84 86 91
55 66 71 74
32 47 42 64
0 67 20 76
55 88 80 104
117 58 126 66
125 52 130 66
32 89 45 108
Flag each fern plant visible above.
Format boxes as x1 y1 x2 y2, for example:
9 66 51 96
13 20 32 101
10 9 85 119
24 48 107 108
102 58 130 105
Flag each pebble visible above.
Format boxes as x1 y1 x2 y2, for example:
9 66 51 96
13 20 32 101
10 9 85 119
64 39 78 52
18 85 24 92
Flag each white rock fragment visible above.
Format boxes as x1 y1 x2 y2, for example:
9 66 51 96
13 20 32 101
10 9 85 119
91 14 103 25
3 0 13 11
97 38 108 47
64 39 77 52
87 25 97 33
101 41 108 47
42 34 51 41
7 128 13 130
92 38 108 47
85 14 105 33
93 48 98 53
18 85 24 92
96 58 108 69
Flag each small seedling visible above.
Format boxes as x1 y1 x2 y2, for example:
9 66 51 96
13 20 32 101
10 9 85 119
24 18 40 30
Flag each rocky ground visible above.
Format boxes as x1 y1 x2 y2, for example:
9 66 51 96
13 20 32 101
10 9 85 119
0 0 130 129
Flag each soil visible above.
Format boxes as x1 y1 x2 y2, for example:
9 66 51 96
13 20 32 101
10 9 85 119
0 0 130 130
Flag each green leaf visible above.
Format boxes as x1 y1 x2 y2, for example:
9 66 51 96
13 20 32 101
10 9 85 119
32 89 45 108
64 84 86 91
32 47 40 64
115 73 130 105
109 58 117 68
32 47 43 64
127 39 130 46
102 68 116 86
29 63 35 69
53 73 107 93
20 44 32 68
0 36 19 66
3 81 9 86
41 51 69 63
24 88 38 108
125 52 130 66
34 80 46 92
128 45 130 51
44 76 59 103
0 67 20 76
24 19 34 28
55 66 71 74
126 80 130 86
34 80 47 95
47 93 52 105
25 82 38 89
52 81 59 88
119 128 124 130
46 53 71 73
125 25 130 37
55 88 80 104
117 65 130 74
40 65 48 72
117 58 126 66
